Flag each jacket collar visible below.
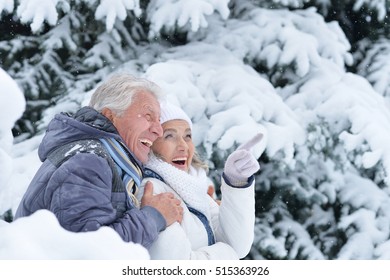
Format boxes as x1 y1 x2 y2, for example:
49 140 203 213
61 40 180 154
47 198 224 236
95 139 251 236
71 106 118 134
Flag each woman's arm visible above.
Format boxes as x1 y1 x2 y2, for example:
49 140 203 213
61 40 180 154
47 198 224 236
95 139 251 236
149 221 239 260
210 178 255 258
140 178 239 260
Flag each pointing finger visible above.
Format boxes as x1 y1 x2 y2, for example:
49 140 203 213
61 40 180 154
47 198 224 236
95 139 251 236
237 133 263 151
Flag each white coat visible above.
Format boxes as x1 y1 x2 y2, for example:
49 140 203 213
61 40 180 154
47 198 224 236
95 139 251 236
139 157 255 260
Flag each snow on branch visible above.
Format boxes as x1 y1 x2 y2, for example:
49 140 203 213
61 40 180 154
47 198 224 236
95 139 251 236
0 68 26 144
0 210 150 259
337 172 390 260
0 0 13 15
274 218 325 259
83 32 126 69
16 0 70 33
286 60 390 186
356 37 390 98
144 43 306 164
147 0 230 37
268 0 310 8
94 0 141 31
197 7 352 78
353 0 387 21
42 15 77 51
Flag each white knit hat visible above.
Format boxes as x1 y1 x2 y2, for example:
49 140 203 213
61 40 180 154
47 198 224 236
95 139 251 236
160 102 192 130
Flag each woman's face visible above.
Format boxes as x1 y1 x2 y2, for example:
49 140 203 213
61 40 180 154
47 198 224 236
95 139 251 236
151 119 194 172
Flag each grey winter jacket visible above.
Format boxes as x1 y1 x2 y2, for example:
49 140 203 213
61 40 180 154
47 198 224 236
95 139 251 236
15 107 166 248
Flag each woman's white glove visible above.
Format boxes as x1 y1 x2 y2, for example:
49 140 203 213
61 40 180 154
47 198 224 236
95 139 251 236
223 133 263 186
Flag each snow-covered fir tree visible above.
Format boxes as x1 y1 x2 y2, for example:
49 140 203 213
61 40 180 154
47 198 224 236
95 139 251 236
2 0 390 259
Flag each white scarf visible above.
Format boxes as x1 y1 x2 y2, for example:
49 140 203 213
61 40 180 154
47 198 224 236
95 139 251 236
145 154 211 220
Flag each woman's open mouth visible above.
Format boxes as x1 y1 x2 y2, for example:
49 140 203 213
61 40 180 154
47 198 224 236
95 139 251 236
172 157 187 170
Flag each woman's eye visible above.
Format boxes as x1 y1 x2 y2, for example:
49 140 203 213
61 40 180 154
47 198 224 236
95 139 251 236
164 133 173 139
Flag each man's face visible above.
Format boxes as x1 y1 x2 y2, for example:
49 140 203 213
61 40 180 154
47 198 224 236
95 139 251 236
110 91 163 163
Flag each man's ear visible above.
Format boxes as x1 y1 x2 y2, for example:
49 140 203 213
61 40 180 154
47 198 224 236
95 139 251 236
101 108 114 122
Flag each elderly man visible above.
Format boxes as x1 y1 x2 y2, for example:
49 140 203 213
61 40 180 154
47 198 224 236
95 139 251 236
15 74 183 248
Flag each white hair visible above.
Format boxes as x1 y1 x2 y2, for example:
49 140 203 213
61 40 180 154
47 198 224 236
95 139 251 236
89 73 165 116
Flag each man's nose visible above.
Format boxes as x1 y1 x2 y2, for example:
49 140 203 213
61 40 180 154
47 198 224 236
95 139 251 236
151 121 163 137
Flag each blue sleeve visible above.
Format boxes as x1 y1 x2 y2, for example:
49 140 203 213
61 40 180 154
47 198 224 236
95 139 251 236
49 153 162 248
222 172 255 188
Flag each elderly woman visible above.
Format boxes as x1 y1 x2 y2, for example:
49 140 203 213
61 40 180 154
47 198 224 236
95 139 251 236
138 102 262 259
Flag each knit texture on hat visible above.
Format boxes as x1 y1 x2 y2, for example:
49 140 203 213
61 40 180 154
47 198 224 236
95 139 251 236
160 102 192 129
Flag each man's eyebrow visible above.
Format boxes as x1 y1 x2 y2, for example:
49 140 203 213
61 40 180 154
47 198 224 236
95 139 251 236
144 105 155 113
144 105 160 116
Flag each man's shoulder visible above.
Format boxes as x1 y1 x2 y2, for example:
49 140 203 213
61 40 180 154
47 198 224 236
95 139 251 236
47 139 109 167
